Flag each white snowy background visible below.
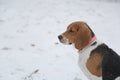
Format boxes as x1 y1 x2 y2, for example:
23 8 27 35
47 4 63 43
0 0 120 80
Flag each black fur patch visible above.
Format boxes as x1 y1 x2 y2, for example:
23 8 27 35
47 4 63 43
92 44 120 80
91 41 97 46
86 24 95 37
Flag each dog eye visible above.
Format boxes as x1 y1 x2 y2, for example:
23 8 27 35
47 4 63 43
69 29 74 32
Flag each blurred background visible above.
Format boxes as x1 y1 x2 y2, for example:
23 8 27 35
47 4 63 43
0 0 120 80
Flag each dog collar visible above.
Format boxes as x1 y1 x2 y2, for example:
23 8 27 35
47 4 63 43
89 36 97 44
79 36 97 52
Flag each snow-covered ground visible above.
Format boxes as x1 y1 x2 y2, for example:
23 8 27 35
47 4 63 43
0 0 120 80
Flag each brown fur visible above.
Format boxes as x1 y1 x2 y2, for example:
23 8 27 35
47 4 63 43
86 51 103 77
63 21 92 50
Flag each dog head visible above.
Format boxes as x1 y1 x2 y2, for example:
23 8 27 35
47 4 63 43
58 21 94 50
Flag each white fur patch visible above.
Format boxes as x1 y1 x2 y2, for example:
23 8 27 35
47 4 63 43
115 77 120 80
78 40 103 80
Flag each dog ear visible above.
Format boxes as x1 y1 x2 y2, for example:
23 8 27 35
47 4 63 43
74 24 91 50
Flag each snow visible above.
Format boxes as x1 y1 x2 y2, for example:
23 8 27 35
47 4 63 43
0 0 120 80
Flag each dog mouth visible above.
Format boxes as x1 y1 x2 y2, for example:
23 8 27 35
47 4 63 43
69 42 72 45
58 35 72 45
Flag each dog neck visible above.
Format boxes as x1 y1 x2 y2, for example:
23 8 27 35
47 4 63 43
79 36 97 52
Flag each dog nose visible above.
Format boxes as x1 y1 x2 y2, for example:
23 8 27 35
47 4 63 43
58 35 63 40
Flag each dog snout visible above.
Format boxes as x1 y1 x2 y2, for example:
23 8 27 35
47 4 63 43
58 35 63 40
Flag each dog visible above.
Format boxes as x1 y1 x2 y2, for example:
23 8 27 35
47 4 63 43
58 21 120 80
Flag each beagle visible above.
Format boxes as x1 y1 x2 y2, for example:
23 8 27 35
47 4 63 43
58 21 120 80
